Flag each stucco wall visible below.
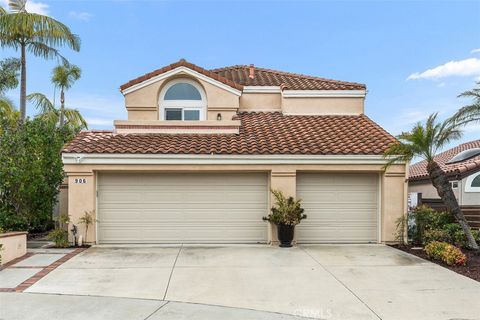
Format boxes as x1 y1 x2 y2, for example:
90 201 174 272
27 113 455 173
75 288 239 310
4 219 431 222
239 93 282 111
0 232 27 265
460 175 480 205
281 97 364 115
124 73 240 121
63 163 406 244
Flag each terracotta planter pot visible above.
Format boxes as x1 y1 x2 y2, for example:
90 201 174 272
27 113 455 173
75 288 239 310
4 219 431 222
277 224 295 247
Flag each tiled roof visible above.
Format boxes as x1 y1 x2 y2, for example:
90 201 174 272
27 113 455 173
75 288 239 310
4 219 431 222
120 59 243 91
409 140 480 182
119 59 366 92
211 65 366 90
63 112 395 155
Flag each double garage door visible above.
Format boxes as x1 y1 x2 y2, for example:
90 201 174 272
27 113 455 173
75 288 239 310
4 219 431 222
97 172 378 244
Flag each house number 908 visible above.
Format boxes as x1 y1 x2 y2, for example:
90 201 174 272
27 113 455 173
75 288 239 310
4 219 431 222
74 178 87 184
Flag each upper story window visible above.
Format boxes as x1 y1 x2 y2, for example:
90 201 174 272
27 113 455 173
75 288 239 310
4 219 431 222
159 79 206 121
465 171 480 193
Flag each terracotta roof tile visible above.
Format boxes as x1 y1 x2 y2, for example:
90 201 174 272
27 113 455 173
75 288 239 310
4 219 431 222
63 112 396 155
211 65 366 90
409 140 480 181
120 60 366 92
120 59 243 91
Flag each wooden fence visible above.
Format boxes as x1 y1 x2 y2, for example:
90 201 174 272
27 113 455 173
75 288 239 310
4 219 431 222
420 198 480 229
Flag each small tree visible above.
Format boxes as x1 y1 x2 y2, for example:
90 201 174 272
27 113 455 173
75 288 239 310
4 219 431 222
384 83 480 251
78 211 94 244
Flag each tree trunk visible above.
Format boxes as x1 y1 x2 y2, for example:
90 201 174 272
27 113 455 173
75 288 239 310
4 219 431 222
19 43 26 122
427 161 479 251
59 89 65 127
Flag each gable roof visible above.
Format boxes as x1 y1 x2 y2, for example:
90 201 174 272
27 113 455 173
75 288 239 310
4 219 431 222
120 59 243 92
120 59 366 92
63 112 395 155
409 140 480 182
211 65 366 90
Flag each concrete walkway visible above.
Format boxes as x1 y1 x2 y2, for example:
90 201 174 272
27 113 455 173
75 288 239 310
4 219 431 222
1 245 479 320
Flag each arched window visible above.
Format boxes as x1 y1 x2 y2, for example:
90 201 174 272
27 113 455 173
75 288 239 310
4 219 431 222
465 171 480 192
159 79 206 121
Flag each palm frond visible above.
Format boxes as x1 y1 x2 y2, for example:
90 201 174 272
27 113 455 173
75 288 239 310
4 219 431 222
8 0 26 13
27 92 55 114
26 41 68 64
0 95 18 120
63 108 88 129
52 64 81 90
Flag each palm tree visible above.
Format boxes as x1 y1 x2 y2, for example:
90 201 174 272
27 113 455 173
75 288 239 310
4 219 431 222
27 92 87 130
51 64 81 127
0 0 81 122
384 85 480 250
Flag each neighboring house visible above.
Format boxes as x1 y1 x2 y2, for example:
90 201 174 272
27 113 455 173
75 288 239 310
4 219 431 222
409 140 480 206
62 59 407 244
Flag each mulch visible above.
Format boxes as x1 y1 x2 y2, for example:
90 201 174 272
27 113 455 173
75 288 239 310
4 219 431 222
390 245 480 282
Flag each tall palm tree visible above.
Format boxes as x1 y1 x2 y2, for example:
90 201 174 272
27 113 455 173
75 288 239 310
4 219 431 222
27 92 87 131
384 85 480 250
51 64 81 127
0 0 81 122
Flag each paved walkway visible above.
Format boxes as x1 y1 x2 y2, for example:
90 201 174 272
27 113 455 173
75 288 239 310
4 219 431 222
1 245 479 320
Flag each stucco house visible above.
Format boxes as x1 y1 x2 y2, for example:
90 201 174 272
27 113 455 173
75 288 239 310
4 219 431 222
62 59 407 245
409 140 480 205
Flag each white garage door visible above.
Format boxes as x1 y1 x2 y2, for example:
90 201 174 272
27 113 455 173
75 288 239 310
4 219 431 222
97 173 268 244
296 173 379 243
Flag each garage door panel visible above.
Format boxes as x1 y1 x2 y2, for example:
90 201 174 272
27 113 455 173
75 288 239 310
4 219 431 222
297 173 379 243
97 173 268 244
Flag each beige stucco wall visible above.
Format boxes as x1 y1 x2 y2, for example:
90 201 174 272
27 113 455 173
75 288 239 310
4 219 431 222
281 97 364 115
239 93 282 111
63 163 406 244
0 232 27 265
67 172 96 244
124 73 240 121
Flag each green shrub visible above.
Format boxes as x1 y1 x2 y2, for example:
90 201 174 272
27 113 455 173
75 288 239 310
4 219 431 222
0 117 71 232
424 241 466 266
263 190 306 226
411 206 453 245
47 229 69 248
424 229 451 244
453 229 480 248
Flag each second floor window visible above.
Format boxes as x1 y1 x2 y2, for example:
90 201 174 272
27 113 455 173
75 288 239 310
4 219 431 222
160 79 206 121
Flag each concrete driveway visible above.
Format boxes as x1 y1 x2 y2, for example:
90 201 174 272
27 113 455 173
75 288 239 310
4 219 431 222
2 245 479 320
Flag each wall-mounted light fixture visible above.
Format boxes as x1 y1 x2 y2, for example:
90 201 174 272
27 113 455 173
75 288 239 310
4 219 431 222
217 113 222 121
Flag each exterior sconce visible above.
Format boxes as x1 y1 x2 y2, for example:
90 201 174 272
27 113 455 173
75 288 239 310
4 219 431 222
217 113 222 121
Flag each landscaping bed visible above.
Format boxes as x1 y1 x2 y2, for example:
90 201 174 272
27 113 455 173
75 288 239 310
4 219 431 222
390 244 480 282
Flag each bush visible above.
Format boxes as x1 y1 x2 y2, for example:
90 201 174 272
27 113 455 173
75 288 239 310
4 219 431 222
0 117 70 232
424 241 466 266
47 229 69 248
410 206 451 245
424 229 451 244
453 229 480 248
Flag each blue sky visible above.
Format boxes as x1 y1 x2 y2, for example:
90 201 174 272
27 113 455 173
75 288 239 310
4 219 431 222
1 0 479 147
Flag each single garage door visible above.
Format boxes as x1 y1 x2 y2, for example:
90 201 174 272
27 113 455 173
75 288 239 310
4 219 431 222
97 172 268 244
296 173 379 243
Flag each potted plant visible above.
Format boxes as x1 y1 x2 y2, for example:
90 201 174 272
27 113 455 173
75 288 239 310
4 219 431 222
263 189 306 247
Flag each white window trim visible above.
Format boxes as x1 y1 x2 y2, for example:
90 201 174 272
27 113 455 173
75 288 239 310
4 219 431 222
465 171 480 193
159 79 207 121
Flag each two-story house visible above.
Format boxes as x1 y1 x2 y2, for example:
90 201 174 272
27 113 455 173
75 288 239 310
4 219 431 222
62 59 407 244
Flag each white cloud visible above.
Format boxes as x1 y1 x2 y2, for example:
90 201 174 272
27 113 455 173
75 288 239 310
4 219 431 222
85 117 113 126
69 11 92 21
0 0 49 15
407 58 480 80
471 48 480 54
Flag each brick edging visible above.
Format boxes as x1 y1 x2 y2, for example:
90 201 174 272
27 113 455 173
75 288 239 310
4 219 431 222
0 253 34 271
15 248 87 292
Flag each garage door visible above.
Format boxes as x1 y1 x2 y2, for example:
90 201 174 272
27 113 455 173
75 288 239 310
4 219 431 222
97 173 268 244
296 173 379 243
